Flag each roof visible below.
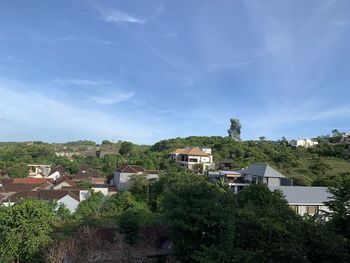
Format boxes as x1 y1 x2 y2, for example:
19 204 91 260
269 186 333 204
116 165 145 173
54 175 76 186
170 147 209 157
49 165 65 175
8 189 80 202
241 163 285 178
91 177 106 184
13 178 50 184
0 178 52 193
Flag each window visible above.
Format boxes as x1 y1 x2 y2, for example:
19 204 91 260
252 177 257 184
306 206 319 214
189 158 198 163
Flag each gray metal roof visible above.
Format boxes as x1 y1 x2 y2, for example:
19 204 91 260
241 163 286 178
268 186 333 204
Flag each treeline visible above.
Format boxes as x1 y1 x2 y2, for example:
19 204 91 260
1 137 350 187
1 171 350 262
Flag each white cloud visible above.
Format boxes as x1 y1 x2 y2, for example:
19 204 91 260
0 79 157 143
98 6 163 24
100 9 147 24
88 91 135 105
53 78 111 86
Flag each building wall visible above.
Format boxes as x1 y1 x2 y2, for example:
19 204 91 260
289 204 329 217
58 195 80 213
267 177 281 186
115 172 159 190
92 187 108 196
53 181 73 190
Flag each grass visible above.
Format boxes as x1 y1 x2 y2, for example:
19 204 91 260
281 158 350 185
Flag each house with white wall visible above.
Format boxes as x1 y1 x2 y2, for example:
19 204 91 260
269 186 332 216
169 147 214 172
28 164 52 177
289 139 318 148
112 165 159 191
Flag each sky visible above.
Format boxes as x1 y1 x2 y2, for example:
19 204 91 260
0 0 349 144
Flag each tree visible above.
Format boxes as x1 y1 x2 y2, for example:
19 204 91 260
128 173 149 197
163 180 237 262
324 177 350 239
118 207 154 245
309 157 332 176
0 199 56 262
119 141 134 156
74 191 104 220
235 184 306 262
100 191 144 217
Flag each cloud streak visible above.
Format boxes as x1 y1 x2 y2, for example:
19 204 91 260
97 6 163 24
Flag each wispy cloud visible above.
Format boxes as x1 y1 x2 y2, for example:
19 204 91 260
0 78 156 143
207 59 255 71
97 6 163 24
53 78 112 86
88 91 135 105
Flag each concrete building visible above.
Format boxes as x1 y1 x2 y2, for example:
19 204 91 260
169 147 214 172
289 139 318 148
28 164 52 177
240 163 293 186
269 186 332 216
112 165 159 191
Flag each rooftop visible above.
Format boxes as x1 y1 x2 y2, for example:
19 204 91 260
241 163 286 178
269 186 333 204
170 147 209 157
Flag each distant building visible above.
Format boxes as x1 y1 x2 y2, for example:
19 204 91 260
28 164 52 177
209 163 292 193
111 165 159 191
289 139 318 148
2 190 80 212
240 163 293 186
269 186 332 216
28 164 64 182
169 147 214 172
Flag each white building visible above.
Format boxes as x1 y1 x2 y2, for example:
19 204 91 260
112 165 159 191
289 139 318 148
269 186 332 216
169 147 214 172
28 164 52 177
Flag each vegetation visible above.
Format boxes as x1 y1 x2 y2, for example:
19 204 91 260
0 170 349 262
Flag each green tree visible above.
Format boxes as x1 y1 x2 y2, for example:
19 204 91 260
119 141 134 156
129 173 149 197
0 199 55 262
163 180 237 262
235 184 306 262
325 177 350 239
74 191 104 220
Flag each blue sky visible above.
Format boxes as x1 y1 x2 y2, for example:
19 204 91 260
0 0 349 144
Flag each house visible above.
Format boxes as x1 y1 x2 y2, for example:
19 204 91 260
46 165 65 181
169 147 214 172
289 139 318 148
269 186 332 216
28 164 51 177
208 170 249 193
2 189 80 212
240 163 293 186
112 165 159 190
53 175 77 190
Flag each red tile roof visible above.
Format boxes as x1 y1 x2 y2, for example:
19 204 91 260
13 178 50 185
7 189 80 202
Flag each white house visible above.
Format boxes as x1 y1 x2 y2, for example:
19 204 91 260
269 186 332 216
289 139 318 148
112 165 159 191
1 189 81 213
28 164 52 177
169 147 214 172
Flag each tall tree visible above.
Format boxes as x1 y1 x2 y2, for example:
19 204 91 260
0 199 55 262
